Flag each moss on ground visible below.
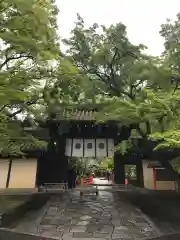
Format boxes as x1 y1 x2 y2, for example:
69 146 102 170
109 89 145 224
0 195 30 213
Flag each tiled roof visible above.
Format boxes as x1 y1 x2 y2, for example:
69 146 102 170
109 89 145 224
6 139 47 151
147 163 162 168
24 127 50 139
49 103 110 121
53 109 97 121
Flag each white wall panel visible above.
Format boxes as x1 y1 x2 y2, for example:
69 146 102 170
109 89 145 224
84 139 95 157
0 160 9 188
96 139 107 157
72 138 83 157
108 139 114 157
142 160 154 189
65 138 72 156
9 159 37 188
66 138 115 158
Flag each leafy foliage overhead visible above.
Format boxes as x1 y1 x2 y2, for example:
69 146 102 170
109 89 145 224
0 0 59 155
63 14 147 99
61 13 180 169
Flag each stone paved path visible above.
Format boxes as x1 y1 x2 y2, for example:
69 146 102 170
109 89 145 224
14 191 160 240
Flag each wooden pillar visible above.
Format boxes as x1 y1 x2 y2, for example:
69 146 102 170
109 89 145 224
114 153 125 184
6 158 12 188
36 137 68 185
153 168 157 190
57 136 68 183
136 160 144 187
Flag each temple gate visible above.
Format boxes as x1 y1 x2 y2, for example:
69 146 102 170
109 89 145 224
36 108 144 187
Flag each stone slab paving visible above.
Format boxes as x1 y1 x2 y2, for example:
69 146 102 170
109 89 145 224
14 191 160 240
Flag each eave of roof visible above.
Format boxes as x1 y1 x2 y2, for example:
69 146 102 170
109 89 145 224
51 109 97 121
147 163 162 168
48 103 113 121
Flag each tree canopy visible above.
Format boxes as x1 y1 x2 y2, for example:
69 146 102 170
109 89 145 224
61 13 180 178
0 0 60 155
2 0 180 181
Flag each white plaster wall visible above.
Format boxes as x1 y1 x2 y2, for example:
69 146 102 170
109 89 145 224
156 181 176 190
143 160 176 190
142 160 155 189
0 160 9 188
9 159 37 188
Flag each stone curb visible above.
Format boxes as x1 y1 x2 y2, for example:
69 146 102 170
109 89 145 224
0 195 49 228
148 232 180 240
0 228 53 240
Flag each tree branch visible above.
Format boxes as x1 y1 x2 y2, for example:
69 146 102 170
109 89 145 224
108 49 138 99
9 98 39 118
158 114 167 132
145 121 151 135
135 124 147 139
109 47 119 81
75 50 138 100
132 79 145 88
0 53 33 70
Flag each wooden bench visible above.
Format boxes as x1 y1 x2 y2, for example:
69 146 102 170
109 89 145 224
39 183 68 192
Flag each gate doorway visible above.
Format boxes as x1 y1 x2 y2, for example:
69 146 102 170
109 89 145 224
65 138 114 184
125 165 137 186
68 156 114 186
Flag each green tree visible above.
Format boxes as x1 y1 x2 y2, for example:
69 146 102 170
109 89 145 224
149 13 180 151
63 14 180 181
160 13 180 75
63 15 172 126
101 157 113 171
0 0 59 155
63 14 147 100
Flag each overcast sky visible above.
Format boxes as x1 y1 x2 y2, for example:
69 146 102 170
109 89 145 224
56 0 180 56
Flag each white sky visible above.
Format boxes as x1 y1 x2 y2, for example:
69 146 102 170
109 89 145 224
56 0 180 56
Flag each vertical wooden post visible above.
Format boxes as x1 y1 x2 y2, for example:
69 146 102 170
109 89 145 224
6 157 12 188
94 138 97 158
35 156 40 188
114 153 125 184
82 138 85 158
136 160 144 188
153 168 157 190
70 138 73 157
106 138 108 157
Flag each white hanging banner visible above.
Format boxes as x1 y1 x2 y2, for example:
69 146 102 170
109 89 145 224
65 138 72 156
72 138 83 157
96 138 107 157
84 139 95 157
66 138 114 158
108 139 114 157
